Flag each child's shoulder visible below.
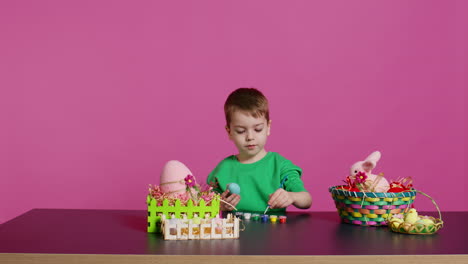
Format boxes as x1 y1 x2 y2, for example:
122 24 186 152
268 152 300 168
220 154 237 163
214 152 292 166
213 154 237 167
208 155 236 178
268 151 289 162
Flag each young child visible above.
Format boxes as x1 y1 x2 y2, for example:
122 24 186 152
207 88 312 213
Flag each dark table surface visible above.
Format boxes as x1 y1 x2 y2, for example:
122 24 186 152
0 209 467 255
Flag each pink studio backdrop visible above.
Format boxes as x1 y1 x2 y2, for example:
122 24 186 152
1 1 467 224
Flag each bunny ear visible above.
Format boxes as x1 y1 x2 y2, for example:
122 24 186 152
362 161 375 172
365 151 381 163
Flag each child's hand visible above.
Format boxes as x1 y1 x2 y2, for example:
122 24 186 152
268 188 294 209
220 189 240 211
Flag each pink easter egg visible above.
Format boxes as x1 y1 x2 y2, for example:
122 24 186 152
160 160 193 195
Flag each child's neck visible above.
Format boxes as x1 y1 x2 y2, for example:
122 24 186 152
236 149 268 164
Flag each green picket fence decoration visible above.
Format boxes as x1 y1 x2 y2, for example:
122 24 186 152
147 195 221 233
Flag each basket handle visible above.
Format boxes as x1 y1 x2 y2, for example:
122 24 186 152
410 190 442 221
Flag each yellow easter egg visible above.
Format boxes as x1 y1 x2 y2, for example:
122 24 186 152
419 218 434 226
415 220 425 225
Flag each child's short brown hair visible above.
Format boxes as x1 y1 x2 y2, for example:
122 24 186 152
224 88 270 126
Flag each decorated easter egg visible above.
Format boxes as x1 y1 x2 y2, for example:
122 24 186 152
391 213 404 219
416 218 434 226
228 183 241 195
160 160 193 195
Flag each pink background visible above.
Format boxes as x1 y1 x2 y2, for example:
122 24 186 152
1 1 467 224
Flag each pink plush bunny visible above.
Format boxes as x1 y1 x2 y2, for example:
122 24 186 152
350 151 390 192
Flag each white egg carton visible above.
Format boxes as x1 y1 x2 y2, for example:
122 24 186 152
161 213 240 240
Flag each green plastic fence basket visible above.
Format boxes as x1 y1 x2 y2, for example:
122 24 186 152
329 186 417 226
147 195 221 232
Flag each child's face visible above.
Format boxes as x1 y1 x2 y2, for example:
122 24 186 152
226 110 271 160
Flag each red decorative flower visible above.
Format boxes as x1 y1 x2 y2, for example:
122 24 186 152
355 171 367 183
184 174 196 187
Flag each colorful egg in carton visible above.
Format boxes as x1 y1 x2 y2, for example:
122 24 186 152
161 213 240 240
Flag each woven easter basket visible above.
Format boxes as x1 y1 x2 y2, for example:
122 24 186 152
389 190 443 235
329 185 417 226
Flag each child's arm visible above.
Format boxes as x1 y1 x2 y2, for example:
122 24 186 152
268 189 312 209
289 191 312 209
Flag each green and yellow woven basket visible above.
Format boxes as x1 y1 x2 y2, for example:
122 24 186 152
388 190 443 235
329 186 417 226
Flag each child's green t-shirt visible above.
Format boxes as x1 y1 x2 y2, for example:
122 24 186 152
206 152 307 214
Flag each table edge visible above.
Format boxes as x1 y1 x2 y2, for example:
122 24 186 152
1 253 468 264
